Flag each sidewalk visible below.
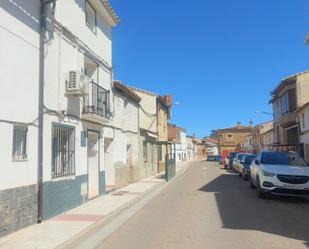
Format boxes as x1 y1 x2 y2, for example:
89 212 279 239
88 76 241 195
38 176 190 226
0 162 190 249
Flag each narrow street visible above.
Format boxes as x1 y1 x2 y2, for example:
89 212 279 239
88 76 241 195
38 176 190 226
98 161 309 249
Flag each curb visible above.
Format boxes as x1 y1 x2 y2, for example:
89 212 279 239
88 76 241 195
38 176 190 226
57 162 191 249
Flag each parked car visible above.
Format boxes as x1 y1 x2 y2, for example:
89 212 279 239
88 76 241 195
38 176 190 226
234 153 247 172
207 155 216 161
249 151 309 198
225 152 238 169
215 155 222 163
238 154 256 180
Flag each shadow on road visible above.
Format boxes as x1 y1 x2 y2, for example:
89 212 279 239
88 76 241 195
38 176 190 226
198 173 309 247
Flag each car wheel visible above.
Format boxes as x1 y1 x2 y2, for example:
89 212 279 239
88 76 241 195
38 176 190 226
256 177 267 199
249 175 255 188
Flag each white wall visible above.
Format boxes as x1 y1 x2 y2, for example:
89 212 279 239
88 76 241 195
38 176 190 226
56 0 112 65
133 90 157 134
176 130 187 164
42 115 105 182
104 91 140 186
44 25 112 115
113 93 139 133
0 0 40 122
0 0 40 190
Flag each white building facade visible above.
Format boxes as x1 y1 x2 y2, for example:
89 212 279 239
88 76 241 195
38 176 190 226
104 81 141 190
176 129 187 164
43 0 119 219
131 87 159 177
0 0 119 235
0 0 41 236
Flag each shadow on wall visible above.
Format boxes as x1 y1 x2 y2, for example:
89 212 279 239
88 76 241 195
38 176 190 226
198 173 309 248
1 0 40 34
67 96 81 117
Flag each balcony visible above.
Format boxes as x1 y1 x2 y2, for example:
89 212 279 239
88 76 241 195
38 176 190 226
82 80 110 124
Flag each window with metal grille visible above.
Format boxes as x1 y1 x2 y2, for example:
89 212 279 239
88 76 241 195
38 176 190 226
52 124 75 178
12 126 28 160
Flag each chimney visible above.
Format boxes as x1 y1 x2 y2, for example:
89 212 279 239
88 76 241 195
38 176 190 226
161 95 172 106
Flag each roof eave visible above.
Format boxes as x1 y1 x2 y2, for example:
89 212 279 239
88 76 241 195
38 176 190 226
101 0 120 26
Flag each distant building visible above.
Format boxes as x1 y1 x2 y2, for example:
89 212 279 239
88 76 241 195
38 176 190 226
186 135 197 161
270 71 309 145
217 123 253 153
195 138 207 160
104 81 141 190
168 124 187 164
130 87 159 177
204 138 219 156
252 121 274 151
157 95 172 172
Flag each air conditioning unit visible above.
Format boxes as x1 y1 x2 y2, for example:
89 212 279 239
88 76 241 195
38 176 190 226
66 71 89 95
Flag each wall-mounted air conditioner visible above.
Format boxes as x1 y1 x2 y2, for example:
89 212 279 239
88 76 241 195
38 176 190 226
65 71 88 95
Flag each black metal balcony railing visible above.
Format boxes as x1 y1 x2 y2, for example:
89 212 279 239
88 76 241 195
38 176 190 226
82 80 110 119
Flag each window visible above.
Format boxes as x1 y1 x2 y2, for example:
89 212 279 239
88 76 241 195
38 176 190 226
302 113 305 129
52 124 75 178
143 141 148 162
280 92 289 115
280 89 296 116
85 1 96 33
12 126 28 160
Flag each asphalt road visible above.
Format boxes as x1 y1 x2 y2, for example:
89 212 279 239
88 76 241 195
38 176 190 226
97 161 309 249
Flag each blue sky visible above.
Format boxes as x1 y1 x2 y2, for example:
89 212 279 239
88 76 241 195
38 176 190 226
109 0 309 137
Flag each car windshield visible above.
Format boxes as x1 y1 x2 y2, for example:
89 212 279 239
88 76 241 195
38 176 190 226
244 155 255 164
237 154 244 160
261 152 307 166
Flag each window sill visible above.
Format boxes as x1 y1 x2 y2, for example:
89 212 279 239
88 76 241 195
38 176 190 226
86 23 97 35
12 158 28 162
51 174 76 182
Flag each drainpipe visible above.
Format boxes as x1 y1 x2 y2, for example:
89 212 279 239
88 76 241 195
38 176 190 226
37 0 46 223
38 0 56 223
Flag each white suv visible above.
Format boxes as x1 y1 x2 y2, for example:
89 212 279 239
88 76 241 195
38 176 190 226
249 151 309 198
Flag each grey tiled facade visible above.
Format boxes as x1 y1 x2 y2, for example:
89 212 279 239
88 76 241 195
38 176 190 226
0 185 38 237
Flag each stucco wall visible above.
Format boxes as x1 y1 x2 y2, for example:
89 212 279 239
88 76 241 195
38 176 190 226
104 91 140 188
297 74 309 108
55 0 112 65
0 1 40 191
133 90 157 134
